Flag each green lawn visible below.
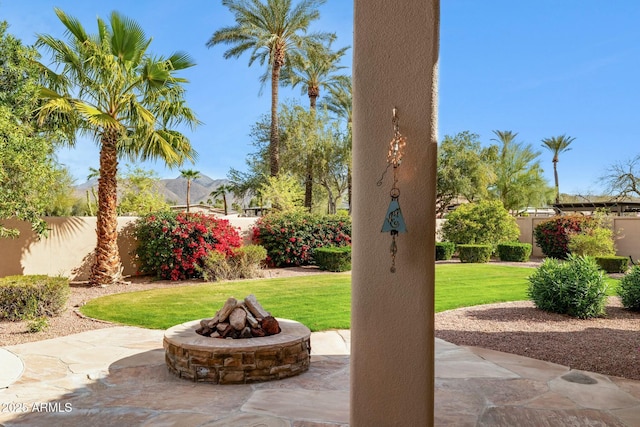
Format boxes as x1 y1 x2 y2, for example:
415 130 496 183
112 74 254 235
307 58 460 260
82 273 352 332
81 264 620 331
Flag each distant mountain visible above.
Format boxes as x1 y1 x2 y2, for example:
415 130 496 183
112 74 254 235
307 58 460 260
75 174 247 207
160 176 232 205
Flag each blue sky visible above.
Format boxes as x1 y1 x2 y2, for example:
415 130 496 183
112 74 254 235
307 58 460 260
2 1 639 196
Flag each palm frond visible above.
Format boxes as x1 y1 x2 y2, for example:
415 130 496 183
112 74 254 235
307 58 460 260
108 11 149 63
54 8 89 43
166 51 196 71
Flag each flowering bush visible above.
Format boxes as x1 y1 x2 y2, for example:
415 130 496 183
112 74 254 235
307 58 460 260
252 211 351 267
533 215 594 259
133 211 242 280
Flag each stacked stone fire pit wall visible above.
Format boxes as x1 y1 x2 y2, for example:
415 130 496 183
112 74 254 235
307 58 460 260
164 319 311 384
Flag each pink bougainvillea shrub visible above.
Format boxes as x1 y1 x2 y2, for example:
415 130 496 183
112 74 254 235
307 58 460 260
133 211 242 280
252 211 351 267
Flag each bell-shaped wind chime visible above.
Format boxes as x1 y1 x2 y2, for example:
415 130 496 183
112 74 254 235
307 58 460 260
380 108 407 273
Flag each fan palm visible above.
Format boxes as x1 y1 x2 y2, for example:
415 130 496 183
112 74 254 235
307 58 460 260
541 134 575 204
36 9 198 286
180 169 201 213
207 0 332 177
210 184 233 215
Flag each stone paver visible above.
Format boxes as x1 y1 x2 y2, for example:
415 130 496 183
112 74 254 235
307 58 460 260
0 328 639 426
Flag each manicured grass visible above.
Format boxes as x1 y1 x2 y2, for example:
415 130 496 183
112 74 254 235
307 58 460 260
81 273 351 332
435 264 532 312
81 264 620 331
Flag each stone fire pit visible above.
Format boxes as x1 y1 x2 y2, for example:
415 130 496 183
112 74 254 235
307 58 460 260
164 295 311 384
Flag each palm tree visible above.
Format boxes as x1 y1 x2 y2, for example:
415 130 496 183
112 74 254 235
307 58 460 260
286 43 348 209
210 184 233 215
207 0 332 177
36 9 198 286
490 130 550 212
541 134 575 204
180 169 201 213
323 78 352 212
287 43 349 110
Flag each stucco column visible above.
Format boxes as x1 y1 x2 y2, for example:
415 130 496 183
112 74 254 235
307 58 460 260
351 1 439 426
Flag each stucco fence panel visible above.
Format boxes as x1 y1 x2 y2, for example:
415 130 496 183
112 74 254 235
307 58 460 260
437 217 640 262
2 216 638 280
0 216 258 280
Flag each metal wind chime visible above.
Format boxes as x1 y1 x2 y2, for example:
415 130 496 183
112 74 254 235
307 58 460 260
380 108 407 273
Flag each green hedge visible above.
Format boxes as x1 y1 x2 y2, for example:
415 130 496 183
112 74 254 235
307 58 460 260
435 242 456 261
497 243 532 262
0 275 69 321
457 244 492 263
594 256 629 274
314 246 352 272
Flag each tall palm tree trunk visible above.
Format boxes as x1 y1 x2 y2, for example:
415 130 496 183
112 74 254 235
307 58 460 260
89 129 122 286
304 159 313 210
222 193 228 215
186 180 191 213
304 91 320 210
308 89 318 110
270 53 284 177
553 161 560 204
348 165 352 214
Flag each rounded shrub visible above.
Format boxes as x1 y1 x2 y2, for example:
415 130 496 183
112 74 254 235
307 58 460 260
497 243 532 262
533 215 594 259
315 246 352 272
252 211 351 267
440 200 519 246
618 265 640 311
527 255 608 319
133 211 242 280
457 244 492 263
0 275 69 320
568 226 615 257
435 242 456 261
595 256 629 274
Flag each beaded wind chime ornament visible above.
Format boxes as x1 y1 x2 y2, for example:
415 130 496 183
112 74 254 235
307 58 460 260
380 108 407 273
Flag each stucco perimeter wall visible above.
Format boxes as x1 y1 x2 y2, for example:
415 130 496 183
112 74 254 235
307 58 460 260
438 217 640 261
0 216 258 281
516 216 640 261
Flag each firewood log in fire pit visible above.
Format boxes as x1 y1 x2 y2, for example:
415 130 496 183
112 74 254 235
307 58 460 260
195 294 281 339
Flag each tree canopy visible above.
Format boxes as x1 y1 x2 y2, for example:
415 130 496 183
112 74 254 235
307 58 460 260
229 102 349 214
488 130 553 212
0 22 59 238
208 0 333 177
436 131 493 217
600 155 640 200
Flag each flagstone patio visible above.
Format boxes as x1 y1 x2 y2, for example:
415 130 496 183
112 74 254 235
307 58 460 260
1 327 639 426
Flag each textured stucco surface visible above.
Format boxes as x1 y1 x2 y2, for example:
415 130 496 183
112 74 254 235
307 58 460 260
352 1 439 425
